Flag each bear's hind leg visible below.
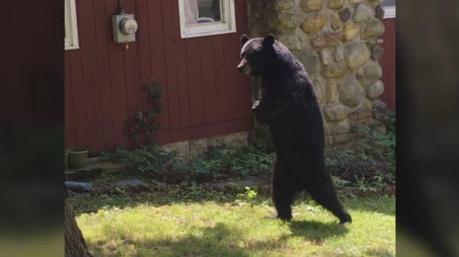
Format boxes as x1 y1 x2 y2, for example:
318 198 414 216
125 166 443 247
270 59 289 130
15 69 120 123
272 158 296 221
272 186 295 221
308 176 352 224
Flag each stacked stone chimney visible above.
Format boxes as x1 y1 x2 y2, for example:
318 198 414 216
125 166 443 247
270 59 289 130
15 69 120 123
248 0 387 145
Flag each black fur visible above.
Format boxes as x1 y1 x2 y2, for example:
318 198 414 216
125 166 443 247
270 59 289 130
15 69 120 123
239 35 352 223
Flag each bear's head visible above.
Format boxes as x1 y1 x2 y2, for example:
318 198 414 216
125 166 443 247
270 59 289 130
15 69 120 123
237 34 298 77
237 34 277 76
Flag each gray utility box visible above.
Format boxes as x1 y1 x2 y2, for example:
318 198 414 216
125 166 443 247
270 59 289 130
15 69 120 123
112 13 138 43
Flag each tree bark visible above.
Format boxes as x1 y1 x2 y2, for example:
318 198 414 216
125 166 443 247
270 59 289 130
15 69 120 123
65 198 93 257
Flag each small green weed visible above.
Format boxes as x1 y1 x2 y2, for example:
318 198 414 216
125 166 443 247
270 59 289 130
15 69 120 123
236 187 259 206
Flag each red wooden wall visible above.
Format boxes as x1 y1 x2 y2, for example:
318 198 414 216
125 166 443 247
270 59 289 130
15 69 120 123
380 18 396 111
65 0 252 154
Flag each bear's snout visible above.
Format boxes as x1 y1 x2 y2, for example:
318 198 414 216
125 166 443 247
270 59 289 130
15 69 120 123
237 58 251 74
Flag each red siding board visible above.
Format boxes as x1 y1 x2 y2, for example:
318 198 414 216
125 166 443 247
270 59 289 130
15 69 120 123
123 0 142 119
135 0 155 146
200 39 218 136
176 40 192 141
185 38 206 140
66 0 252 153
68 50 89 149
380 18 396 111
161 0 182 143
147 0 170 144
222 36 240 120
174 0 190 140
78 0 105 153
212 36 227 127
65 57 76 146
93 0 116 150
105 0 130 147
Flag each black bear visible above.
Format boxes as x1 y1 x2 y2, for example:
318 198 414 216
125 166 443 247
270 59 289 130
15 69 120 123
237 34 352 224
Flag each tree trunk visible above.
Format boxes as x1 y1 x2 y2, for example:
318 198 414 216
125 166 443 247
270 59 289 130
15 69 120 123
65 199 93 257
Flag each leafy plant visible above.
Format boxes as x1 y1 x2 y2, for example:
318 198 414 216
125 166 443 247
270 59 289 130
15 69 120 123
103 143 275 184
325 116 396 196
104 108 395 197
124 78 163 144
235 186 259 206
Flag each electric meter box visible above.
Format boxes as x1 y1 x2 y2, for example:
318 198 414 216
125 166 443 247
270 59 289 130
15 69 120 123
112 13 138 43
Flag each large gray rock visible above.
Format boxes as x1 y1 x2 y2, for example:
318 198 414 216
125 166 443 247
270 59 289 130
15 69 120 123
312 32 343 47
324 104 348 121
301 14 327 33
268 9 299 32
326 118 351 134
353 3 374 23
320 47 335 65
344 23 361 41
348 98 373 122
330 14 344 32
339 75 365 107
278 32 303 50
371 45 385 60
366 80 385 100
294 49 320 73
363 61 383 80
321 63 347 78
324 79 340 104
273 0 296 10
328 0 344 9
300 0 324 12
345 42 370 71
334 44 345 62
362 18 386 39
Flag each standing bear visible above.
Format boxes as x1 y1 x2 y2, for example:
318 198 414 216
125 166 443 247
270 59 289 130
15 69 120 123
237 34 352 224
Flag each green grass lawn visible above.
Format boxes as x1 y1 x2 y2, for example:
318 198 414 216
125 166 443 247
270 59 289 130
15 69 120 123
74 193 395 257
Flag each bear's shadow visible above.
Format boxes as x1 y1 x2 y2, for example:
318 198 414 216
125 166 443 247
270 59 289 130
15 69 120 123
287 220 349 242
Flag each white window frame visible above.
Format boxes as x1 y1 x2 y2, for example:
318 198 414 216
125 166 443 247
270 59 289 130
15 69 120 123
178 0 237 39
65 0 79 50
383 4 396 19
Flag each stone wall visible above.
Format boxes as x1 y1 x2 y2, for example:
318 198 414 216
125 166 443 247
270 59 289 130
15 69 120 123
248 0 387 145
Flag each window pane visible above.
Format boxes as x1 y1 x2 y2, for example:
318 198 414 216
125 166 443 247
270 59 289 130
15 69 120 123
185 0 222 25
382 0 396 7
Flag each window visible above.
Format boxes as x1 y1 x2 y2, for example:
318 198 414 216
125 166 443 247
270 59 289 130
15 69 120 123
382 0 396 19
178 0 237 38
65 0 79 50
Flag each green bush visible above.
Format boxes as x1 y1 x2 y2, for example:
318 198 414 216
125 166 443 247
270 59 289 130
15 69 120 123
326 119 396 195
103 115 395 195
103 143 274 184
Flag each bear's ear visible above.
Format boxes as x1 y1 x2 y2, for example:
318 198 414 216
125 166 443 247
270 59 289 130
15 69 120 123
262 34 275 48
240 34 249 46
